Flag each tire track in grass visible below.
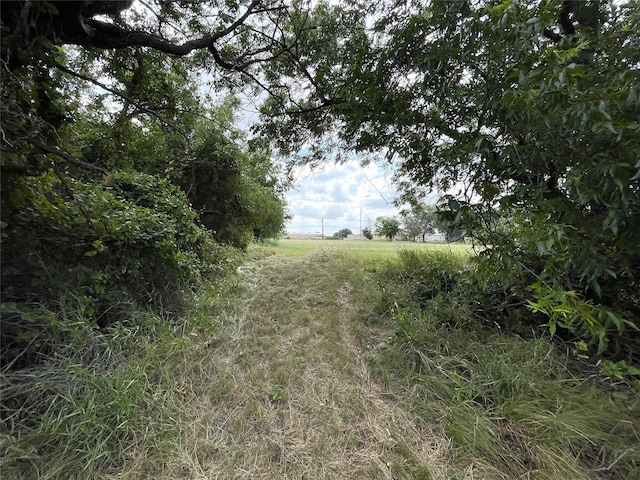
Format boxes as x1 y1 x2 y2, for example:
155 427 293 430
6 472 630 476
165 250 452 479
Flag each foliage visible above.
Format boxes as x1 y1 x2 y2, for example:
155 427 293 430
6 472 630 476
358 249 640 479
372 249 471 325
0 1 305 74
355 248 640 478
361 227 374 240
1 0 292 370
176 122 289 248
0 2 297 478
0 9 291 479
332 228 352 239
368 248 573 350
400 203 437 242
374 216 400 241
0 168 238 367
527 280 639 355
257 0 640 356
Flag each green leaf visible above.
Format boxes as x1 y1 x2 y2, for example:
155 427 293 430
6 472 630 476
576 340 588 351
43 1 59 15
626 365 640 376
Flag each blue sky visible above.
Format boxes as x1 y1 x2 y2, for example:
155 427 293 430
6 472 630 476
284 160 401 235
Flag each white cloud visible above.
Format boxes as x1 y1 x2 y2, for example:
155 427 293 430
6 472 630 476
285 161 400 234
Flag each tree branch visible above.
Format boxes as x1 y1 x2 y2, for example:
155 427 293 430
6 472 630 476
2 114 108 174
543 1 577 43
57 0 270 70
22 131 109 175
53 63 188 138
543 27 563 43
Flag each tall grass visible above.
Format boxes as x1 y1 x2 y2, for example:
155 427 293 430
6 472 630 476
360 248 640 479
0 263 243 480
0 311 181 479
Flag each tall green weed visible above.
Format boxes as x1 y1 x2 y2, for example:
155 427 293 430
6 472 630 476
0 293 226 479
361 248 640 478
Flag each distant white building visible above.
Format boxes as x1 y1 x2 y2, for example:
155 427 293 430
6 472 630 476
424 234 447 242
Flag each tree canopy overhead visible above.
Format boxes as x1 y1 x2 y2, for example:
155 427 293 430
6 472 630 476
1 0 315 162
1 0 298 67
1 0 300 245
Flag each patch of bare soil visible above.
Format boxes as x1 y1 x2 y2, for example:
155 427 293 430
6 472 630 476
163 252 452 479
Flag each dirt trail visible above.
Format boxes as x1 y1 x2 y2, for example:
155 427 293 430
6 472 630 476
171 251 451 479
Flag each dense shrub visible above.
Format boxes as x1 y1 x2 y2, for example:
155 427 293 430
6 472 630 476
371 249 531 332
372 249 469 322
1 169 234 369
369 248 640 370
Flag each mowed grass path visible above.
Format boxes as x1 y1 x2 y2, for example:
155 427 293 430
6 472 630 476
146 243 453 479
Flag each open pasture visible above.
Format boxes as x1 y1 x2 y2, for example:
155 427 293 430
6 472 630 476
271 238 472 260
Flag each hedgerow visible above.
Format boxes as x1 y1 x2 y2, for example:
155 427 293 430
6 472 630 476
1 169 234 370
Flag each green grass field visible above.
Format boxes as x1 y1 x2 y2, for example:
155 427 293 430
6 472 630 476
269 238 473 260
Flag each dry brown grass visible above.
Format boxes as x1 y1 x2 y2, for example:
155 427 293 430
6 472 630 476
147 250 452 479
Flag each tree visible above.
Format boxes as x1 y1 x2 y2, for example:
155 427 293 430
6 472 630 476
1 0 313 170
375 216 400 241
257 0 640 353
401 204 436 242
0 1 296 367
176 115 289 248
362 227 374 240
332 228 352 239
1 0 298 257
1 1 303 69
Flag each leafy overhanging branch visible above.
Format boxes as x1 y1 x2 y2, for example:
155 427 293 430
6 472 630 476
52 62 188 139
3 120 109 175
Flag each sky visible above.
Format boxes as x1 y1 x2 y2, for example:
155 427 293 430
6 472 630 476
233 96 406 235
284 160 402 235
231 91 431 236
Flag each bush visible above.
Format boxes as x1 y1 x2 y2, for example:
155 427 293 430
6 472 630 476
372 249 471 324
378 249 580 337
1 169 233 369
368 247 640 383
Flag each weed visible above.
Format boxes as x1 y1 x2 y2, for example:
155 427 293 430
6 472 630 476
268 384 287 403
0 318 185 479
365 258 640 480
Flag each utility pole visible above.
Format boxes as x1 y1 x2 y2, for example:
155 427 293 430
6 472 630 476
321 217 324 239
360 208 362 239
